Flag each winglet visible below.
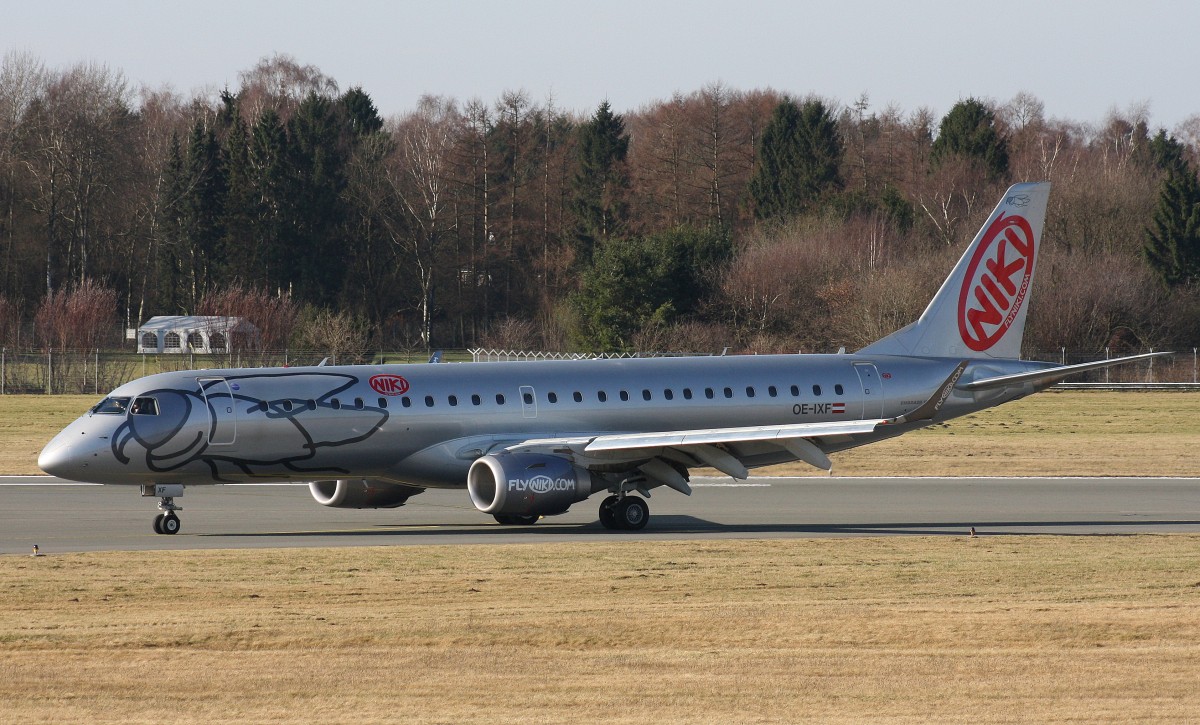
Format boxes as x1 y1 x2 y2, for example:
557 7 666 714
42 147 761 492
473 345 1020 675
889 361 969 425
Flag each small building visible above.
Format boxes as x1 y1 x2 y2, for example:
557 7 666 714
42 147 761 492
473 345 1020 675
136 316 259 354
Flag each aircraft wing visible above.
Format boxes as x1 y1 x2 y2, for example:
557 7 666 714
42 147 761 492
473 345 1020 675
959 351 1171 391
503 418 886 484
499 361 970 485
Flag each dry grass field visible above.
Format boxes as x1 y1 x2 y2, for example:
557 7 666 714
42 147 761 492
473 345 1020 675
2 392 1199 722
2 391 1196 477
2 537 1199 723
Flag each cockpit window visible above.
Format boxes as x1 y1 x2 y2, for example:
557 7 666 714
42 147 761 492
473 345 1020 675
90 397 131 415
131 397 159 416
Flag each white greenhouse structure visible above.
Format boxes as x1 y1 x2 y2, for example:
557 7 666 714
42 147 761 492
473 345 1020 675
136 316 259 354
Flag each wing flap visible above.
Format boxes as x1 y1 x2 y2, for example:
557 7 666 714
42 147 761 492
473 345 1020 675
582 419 884 452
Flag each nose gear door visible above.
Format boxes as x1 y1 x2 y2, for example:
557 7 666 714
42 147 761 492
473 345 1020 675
198 377 237 445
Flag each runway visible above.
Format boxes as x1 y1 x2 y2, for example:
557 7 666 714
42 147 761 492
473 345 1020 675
3 476 1200 554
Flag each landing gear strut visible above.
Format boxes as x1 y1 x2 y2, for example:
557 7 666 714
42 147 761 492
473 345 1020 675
598 494 649 531
142 484 183 535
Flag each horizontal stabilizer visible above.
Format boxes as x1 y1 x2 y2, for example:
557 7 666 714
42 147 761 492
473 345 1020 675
959 352 1172 391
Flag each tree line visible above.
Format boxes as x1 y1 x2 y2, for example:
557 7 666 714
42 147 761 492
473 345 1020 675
1 52 1198 357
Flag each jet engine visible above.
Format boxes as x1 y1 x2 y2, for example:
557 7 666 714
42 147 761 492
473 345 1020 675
308 479 423 509
467 453 595 517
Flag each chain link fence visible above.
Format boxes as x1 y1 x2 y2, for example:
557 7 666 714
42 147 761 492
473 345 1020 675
2 346 1197 395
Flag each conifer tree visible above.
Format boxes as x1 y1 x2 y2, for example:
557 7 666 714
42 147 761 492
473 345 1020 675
748 98 843 221
571 101 629 264
1144 160 1200 287
931 98 1008 178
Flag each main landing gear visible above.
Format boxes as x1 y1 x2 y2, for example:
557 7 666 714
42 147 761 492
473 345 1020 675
598 494 649 531
141 484 184 535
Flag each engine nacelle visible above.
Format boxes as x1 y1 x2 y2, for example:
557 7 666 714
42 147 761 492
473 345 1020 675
308 479 422 509
468 453 594 517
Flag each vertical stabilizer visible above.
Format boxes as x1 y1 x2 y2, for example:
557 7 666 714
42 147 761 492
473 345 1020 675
860 182 1050 359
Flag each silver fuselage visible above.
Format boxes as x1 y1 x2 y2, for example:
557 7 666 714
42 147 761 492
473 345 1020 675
39 353 1046 488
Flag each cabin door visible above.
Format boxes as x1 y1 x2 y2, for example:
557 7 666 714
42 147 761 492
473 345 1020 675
198 377 237 445
853 363 884 419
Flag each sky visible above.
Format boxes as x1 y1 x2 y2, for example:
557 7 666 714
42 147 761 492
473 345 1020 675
5 0 1199 131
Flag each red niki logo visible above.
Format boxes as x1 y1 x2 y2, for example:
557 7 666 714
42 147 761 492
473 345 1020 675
957 212 1036 352
369 374 410 396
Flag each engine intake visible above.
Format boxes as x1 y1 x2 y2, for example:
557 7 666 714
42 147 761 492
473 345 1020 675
309 479 422 509
468 453 594 517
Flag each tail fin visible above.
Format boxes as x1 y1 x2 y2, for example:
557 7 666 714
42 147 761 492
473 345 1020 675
860 181 1051 359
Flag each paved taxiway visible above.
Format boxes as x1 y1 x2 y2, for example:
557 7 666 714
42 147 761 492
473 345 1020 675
3 476 1199 554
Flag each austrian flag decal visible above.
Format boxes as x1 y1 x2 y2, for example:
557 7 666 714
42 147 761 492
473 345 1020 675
957 212 1035 352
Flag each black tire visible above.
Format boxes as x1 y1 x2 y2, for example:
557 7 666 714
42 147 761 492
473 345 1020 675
615 497 649 531
598 495 620 529
162 514 181 535
515 514 539 525
153 514 165 535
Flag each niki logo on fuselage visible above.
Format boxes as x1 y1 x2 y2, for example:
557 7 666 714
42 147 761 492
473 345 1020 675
112 372 389 480
957 212 1035 351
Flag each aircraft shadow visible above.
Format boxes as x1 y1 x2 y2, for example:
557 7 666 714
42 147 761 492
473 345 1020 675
200 515 1200 539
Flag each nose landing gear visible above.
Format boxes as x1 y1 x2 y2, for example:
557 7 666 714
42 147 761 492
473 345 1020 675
142 484 184 535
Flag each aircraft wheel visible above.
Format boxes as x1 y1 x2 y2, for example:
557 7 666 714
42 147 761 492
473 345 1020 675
598 495 620 529
161 513 181 535
514 514 539 525
615 497 649 531
153 514 165 535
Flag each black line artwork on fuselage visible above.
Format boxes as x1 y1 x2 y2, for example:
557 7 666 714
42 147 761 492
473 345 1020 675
111 372 390 481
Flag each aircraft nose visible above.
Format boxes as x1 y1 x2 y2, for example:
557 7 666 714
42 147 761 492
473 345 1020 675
38 436 77 478
38 423 119 481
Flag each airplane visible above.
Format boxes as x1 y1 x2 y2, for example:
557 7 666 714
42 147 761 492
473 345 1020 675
38 181 1167 534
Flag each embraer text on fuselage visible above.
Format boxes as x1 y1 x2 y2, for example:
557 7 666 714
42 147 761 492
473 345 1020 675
957 212 1035 352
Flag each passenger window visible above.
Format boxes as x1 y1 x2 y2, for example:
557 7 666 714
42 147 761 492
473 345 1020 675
745 386 755 398
472 394 482 406
548 392 558 404
282 400 293 412
598 391 608 403
307 400 316 411
131 397 159 416
683 388 693 400
768 386 778 397
573 391 583 402
705 388 714 399
723 387 733 399
835 384 844 395
425 396 434 407
664 389 674 401
496 394 506 405
331 398 341 410
619 390 629 401
790 385 800 397
401 397 411 408
813 385 822 396
355 398 364 410
642 389 652 401
378 398 387 408
523 391 534 405
448 395 458 407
